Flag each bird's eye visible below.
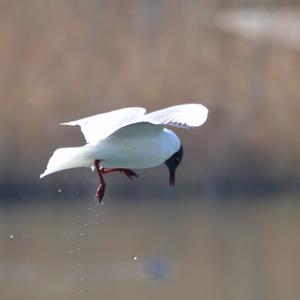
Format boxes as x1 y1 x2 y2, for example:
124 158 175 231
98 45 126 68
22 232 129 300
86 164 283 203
175 157 180 163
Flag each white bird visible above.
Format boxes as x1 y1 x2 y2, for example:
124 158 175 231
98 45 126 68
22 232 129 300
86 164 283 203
40 104 208 202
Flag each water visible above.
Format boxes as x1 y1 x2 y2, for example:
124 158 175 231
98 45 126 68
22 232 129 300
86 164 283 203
0 196 300 300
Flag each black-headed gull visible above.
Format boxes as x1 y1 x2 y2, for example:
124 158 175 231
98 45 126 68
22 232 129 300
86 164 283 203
40 104 208 202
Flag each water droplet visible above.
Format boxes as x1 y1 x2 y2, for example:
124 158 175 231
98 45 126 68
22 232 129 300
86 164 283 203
80 232 84 236
9 234 14 239
58 188 62 193
68 250 73 255
133 256 138 261
84 223 88 227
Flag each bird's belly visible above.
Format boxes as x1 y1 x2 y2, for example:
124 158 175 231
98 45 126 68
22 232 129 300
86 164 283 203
95 136 173 169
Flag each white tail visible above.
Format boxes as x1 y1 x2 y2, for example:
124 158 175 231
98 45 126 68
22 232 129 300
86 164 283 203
40 146 96 178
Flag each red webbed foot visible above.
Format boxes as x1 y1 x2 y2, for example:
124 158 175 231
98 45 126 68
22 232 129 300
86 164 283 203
95 181 106 203
95 160 106 203
120 169 138 180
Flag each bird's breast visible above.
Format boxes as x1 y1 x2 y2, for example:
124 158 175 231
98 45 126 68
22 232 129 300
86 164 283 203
95 126 180 169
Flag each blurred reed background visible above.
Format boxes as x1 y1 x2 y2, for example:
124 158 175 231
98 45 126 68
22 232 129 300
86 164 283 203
0 0 300 299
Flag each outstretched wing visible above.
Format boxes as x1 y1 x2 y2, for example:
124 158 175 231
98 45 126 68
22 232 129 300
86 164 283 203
61 107 146 144
108 103 209 138
61 104 208 144
143 103 208 128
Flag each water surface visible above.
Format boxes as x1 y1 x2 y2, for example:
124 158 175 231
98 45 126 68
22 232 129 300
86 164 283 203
1 196 299 300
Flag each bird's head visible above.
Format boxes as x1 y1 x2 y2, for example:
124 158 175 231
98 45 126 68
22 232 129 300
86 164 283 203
165 145 183 188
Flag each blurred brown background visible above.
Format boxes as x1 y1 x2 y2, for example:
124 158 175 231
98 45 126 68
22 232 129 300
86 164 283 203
1 0 300 197
0 0 300 299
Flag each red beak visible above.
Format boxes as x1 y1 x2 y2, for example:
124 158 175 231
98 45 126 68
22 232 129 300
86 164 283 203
169 171 175 189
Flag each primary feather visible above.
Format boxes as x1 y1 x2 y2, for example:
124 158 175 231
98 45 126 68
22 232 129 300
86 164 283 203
143 104 208 128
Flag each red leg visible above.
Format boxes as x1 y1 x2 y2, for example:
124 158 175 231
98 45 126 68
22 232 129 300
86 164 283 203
95 160 106 203
94 162 138 203
102 168 138 180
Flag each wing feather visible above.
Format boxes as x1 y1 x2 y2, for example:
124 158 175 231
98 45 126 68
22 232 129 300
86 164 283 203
61 107 146 144
143 104 208 128
60 104 208 144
